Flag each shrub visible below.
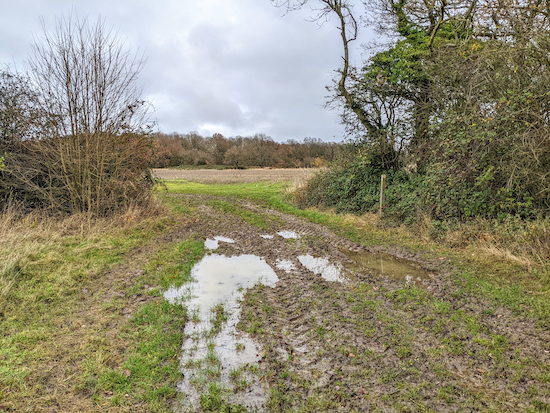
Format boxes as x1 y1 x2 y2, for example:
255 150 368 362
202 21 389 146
0 16 153 216
3 132 152 215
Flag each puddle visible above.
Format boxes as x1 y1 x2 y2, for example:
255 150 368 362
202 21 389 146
204 236 235 250
277 230 300 239
298 255 346 283
165 254 278 412
342 249 432 284
260 234 274 239
275 259 297 273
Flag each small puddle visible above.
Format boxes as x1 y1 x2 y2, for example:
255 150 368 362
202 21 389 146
259 234 274 239
277 230 300 239
342 249 432 284
165 254 278 412
298 255 346 283
204 236 235 250
275 259 297 274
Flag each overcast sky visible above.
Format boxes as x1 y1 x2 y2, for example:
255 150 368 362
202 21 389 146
1 0 373 142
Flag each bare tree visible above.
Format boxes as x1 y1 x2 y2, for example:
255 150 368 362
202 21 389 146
0 69 44 150
2 15 153 215
28 14 150 137
272 2 382 133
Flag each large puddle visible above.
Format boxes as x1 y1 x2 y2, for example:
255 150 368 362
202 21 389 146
298 255 347 283
342 249 432 284
165 254 278 412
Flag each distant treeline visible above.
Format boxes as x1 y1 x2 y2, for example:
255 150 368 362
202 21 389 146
150 132 342 168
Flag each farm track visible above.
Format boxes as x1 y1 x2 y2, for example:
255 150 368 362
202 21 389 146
171 193 550 412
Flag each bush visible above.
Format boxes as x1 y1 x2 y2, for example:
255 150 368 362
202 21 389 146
0 16 154 216
2 132 152 215
294 144 408 215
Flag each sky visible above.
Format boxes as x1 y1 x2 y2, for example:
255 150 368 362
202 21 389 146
0 0 374 142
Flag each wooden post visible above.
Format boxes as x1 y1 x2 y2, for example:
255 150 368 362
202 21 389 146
379 174 386 216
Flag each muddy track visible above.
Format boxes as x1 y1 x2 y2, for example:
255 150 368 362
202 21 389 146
172 194 550 412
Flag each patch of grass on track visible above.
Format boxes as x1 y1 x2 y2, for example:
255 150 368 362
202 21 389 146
162 180 285 204
205 199 272 229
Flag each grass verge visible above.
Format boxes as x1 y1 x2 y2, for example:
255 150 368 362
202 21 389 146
0 203 201 412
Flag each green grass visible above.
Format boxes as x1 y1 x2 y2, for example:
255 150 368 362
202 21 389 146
82 238 206 410
205 198 272 229
0 210 184 412
161 180 286 204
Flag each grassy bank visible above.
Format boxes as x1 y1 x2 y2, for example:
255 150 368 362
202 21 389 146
0 202 204 412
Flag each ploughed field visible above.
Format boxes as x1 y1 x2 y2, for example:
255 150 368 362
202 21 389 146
152 168 316 184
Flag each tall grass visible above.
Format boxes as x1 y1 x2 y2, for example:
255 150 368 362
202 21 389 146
407 213 550 270
0 199 164 312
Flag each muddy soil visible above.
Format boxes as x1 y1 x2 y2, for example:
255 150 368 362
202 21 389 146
172 193 550 412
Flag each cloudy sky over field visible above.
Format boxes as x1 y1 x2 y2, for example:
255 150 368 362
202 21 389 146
1 0 373 142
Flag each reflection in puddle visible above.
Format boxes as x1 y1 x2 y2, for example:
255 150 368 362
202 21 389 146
298 255 346 283
275 259 297 273
277 230 300 239
165 254 278 412
342 249 432 284
260 234 274 239
204 236 235 250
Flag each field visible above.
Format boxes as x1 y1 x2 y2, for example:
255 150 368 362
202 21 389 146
152 168 317 184
1 168 549 412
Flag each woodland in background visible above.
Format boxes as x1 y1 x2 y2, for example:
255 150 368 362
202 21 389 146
280 0 550 222
149 132 342 168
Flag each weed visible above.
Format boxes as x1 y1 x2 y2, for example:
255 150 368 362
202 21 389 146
316 325 327 338
432 300 451 315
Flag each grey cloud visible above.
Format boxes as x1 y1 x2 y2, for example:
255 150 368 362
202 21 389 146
1 0 373 142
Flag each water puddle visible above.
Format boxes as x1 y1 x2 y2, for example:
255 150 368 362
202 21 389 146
164 254 278 412
259 234 274 239
342 249 432 284
298 255 346 283
204 236 235 250
275 259 297 273
277 230 300 239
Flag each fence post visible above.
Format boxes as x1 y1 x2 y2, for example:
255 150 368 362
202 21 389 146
379 174 386 216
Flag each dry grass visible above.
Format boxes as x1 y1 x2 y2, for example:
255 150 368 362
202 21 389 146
479 244 532 269
0 197 165 310
283 168 324 195
0 196 177 412
316 206 550 271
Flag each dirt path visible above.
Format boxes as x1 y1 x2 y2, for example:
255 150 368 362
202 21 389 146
168 194 550 412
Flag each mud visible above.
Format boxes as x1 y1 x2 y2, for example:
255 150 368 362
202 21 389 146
167 193 550 412
166 254 278 412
